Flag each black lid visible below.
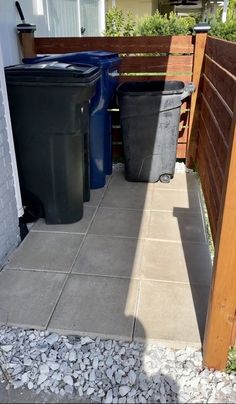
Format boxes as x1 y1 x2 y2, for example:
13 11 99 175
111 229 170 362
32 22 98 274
5 62 101 84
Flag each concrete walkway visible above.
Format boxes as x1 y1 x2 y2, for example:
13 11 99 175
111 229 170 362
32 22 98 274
1 170 212 348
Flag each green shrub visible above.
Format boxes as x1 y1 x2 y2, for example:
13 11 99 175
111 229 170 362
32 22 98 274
137 11 196 36
209 0 236 41
104 5 236 41
104 7 136 37
227 346 236 372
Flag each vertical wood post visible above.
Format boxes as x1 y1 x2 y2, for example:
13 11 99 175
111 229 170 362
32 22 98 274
203 99 236 370
18 28 36 59
186 24 210 168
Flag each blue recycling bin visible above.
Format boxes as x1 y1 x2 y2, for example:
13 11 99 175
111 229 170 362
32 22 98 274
24 51 121 189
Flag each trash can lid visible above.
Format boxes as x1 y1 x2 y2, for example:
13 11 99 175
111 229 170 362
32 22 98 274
24 52 121 68
5 62 101 84
117 81 186 96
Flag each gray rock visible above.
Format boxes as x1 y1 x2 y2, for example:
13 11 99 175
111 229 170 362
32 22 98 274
87 387 95 396
39 364 49 374
105 340 112 350
27 381 34 390
119 386 131 397
21 373 29 383
105 389 113 404
128 370 136 385
89 369 96 382
38 374 48 385
49 362 60 371
106 368 114 381
93 357 99 369
129 388 137 397
1 344 12 352
81 337 94 345
106 356 113 367
68 350 77 362
64 375 73 386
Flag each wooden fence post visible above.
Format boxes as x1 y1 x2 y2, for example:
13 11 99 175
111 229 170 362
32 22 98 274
17 27 36 59
203 99 236 370
186 24 210 168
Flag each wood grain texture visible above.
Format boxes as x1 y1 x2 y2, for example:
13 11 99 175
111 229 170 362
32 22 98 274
119 55 193 73
204 56 236 112
187 32 208 167
35 35 195 55
206 36 236 76
203 100 236 370
200 96 229 173
202 76 233 144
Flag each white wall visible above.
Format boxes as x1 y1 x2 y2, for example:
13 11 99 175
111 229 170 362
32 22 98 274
0 0 105 67
0 44 21 266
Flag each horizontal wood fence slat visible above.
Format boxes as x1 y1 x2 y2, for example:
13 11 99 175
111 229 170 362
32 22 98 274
206 36 236 77
35 35 195 55
119 55 193 73
202 77 233 143
204 56 236 112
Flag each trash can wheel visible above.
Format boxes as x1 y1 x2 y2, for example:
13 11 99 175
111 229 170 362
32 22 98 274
159 174 172 183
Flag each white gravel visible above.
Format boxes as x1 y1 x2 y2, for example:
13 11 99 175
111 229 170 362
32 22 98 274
0 326 235 403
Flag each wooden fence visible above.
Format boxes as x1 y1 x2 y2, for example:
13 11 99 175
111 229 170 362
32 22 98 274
194 36 236 370
33 35 196 160
20 32 236 370
195 36 236 242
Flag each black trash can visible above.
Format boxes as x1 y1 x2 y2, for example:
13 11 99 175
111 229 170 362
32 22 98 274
5 62 100 224
117 81 195 183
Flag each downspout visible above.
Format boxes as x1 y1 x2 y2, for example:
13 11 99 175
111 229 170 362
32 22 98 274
0 44 24 219
98 0 106 36
222 0 229 22
77 0 82 36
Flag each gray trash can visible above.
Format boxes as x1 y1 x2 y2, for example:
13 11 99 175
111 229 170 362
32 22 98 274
117 81 195 183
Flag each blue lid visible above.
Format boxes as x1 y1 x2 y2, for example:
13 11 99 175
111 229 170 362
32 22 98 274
24 51 121 68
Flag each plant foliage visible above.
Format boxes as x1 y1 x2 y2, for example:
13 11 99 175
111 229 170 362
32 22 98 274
104 7 135 36
104 4 236 41
209 0 236 41
227 346 236 372
137 11 196 36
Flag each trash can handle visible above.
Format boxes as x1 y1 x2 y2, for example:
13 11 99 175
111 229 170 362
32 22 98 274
181 82 195 101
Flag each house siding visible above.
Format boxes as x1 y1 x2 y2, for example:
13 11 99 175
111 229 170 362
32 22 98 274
0 66 20 268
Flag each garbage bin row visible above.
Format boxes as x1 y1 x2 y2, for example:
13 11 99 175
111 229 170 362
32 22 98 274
5 52 195 225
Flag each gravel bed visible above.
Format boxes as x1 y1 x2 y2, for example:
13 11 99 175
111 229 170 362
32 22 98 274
0 326 235 403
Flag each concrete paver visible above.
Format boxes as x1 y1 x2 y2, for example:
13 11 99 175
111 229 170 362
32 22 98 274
134 280 210 347
150 188 201 212
48 274 139 340
5 231 83 272
101 177 153 210
0 270 66 329
148 211 207 242
72 234 143 278
140 239 212 284
89 207 150 238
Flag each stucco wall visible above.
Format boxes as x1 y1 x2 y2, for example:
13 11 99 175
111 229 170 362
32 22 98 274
105 0 159 16
0 51 20 267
